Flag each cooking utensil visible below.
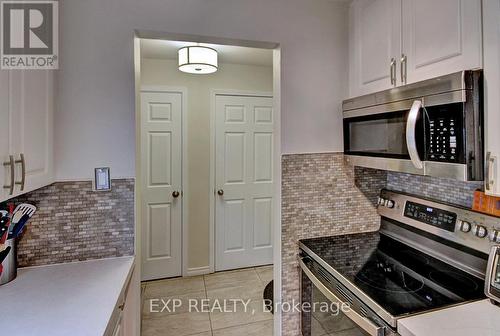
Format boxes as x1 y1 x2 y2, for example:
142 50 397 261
7 203 14 215
8 203 36 235
0 216 10 244
8 213 21 235
10 214 30 238
12 203 36 219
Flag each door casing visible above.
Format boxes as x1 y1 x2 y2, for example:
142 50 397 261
134 31 282 336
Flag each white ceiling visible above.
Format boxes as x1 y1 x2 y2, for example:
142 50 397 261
140 39 273 67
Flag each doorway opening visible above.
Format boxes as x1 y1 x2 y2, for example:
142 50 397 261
134 32 281 335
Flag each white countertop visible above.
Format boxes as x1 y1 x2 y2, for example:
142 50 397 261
398 300 500 336
0 256 135 336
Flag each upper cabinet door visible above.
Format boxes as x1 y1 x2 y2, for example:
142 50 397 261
349 0 402 97
10 70 54 197
401 0 482 84
0 71 12 202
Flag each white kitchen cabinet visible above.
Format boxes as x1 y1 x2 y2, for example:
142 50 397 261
349 0 401 96
401 0 482 84
123 266 140 336
105 265 140 336
111 311 124 336
349 0 483 97
483 0 500 196
0 70 54 203
0 70 12 201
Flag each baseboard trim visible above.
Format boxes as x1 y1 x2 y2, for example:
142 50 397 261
186 266 211 276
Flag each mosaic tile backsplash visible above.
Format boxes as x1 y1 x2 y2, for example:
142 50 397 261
0 179 134 267
281 153 387 336
280 153 484 336
386 172 483 208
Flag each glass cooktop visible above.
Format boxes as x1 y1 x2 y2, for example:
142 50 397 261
300 232 486 318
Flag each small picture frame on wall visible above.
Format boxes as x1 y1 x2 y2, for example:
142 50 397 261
94 167 111 191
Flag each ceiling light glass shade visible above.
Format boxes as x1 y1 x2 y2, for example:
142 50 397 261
178 46 218 74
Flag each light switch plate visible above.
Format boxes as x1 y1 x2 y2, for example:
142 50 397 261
93 167 111 191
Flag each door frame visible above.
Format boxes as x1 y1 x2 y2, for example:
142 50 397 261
139 85 189 278
209 90 274 273
134 31 282 336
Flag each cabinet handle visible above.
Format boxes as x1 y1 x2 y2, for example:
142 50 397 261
15 153 25 191
486 152 495 191
3 155 15 195
400 54 407 84
390 58 396 86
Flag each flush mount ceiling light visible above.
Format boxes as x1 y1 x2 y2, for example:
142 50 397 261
178 46 218 74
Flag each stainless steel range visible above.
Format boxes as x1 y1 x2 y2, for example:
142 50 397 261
299 189 500 336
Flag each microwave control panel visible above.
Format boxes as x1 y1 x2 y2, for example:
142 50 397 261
427 116 461 163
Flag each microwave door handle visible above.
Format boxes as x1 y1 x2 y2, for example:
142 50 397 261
406 100 424 170
299 258 386 336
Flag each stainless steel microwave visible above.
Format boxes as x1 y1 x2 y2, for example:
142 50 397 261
342 70 483 181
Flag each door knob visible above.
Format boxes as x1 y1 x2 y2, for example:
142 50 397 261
172 191 180 198
217 189 224 196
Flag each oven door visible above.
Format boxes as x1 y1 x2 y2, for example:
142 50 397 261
343 100 425 175
300 257 392 336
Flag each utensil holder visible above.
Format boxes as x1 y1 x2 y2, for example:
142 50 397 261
0 238 17 285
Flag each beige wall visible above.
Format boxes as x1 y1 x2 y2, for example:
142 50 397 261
55 0 349 180
141 58 273 269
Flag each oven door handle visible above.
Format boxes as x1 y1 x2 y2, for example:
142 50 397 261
485 245 500 299
299 258 386 336
406 100 424 170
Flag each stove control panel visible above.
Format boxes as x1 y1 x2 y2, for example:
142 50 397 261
378 189 500 254
404 201 457 232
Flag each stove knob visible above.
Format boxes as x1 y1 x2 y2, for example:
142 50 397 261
459 220 472 233
490 230 500 243
386 200 395 208
473 225 488 238
377 197 385 206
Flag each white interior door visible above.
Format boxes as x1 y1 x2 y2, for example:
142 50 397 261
141 91 183 281
215 94 274 271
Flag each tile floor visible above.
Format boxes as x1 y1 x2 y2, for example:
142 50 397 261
141 265 274 336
